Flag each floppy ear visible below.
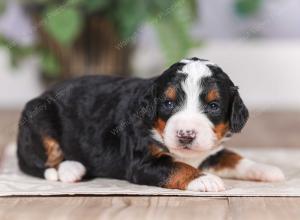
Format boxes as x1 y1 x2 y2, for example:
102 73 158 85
229 90 249 133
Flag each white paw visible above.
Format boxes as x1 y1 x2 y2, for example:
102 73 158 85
186 173 225 192
44 168 58 181
58 161 86 183
245 162 285 182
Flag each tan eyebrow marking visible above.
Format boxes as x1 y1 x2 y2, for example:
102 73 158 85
165 86 176 101
206 89 220 102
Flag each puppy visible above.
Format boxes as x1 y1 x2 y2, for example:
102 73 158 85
17 57 285 192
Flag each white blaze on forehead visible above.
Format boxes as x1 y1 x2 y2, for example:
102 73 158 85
179 61 213 112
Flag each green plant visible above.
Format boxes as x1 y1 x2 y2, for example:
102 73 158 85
234 0 262 17
0 0 199 77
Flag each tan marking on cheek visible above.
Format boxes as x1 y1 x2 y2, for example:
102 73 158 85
164 162 201 190
154 118 166 137
165 86 176 101
215 150 243 171
149 144 170 158
43 136 64 168
206 89 220 102
214 123 229 140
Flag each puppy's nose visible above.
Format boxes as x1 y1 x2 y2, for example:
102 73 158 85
176 129 196 145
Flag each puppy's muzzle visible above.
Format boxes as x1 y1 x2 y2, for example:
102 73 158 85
176 129 196 145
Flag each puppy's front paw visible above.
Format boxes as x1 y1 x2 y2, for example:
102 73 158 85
242 160 285 182
186 173 225 192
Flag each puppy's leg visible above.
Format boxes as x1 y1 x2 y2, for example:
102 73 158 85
129 150 225 192
42 135 86 183
18 98 87 183
200 149 285 182
18 98 63 179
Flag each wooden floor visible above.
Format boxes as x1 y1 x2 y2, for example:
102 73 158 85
0 196 300 220
0 110 300 220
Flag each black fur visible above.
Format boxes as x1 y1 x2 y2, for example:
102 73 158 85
17 58 248 188
229 91 249 133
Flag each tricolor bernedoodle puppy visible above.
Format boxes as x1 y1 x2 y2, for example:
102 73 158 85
17 57 285 192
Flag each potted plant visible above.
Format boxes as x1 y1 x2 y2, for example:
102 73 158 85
0 0 199 84
0 0 262 84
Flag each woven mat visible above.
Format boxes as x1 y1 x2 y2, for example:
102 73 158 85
0 143 300 197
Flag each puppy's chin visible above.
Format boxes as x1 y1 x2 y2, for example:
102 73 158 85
168 146 214 159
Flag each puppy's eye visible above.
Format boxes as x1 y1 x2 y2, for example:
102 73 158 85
163 100 176 110
207 102 220 112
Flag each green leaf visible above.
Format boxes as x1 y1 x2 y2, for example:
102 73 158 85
84 0 109 12
185 0 198 20
154 21 189 65
0 36 36 68
235 0 262 16
0 1 6 14
147 0 174 14
43 6 82 46
65 0 84 7
113 0 148 39
40 51 61 78
152 0 197 64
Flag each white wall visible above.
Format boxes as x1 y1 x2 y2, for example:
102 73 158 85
190 40 300 110
196 0 300 39
0 49 43 109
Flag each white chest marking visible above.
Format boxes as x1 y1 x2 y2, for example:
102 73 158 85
173 146 224 168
